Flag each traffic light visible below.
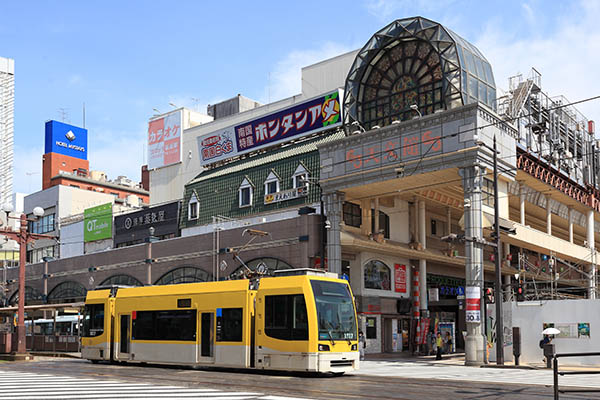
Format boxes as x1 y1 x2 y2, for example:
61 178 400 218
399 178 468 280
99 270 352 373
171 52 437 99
517 283 524 301
485 287 494 303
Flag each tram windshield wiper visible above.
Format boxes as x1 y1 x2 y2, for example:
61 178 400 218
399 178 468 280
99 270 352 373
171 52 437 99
325 321 336 345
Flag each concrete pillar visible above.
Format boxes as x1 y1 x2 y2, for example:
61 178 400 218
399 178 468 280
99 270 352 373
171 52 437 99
568 207 574 244
519 182 525 225
373 198 380 234
545 195 552 235
587 210 596 299
418 200 427 317
461 166 485 366
325 192 344 275
360 199 371 236
503 274 512 302
409 201 416 243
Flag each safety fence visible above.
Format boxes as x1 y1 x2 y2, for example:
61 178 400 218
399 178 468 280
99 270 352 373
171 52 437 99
553 352 600 399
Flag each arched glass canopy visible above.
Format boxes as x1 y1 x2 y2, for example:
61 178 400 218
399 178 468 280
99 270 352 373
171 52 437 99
344 16 496 130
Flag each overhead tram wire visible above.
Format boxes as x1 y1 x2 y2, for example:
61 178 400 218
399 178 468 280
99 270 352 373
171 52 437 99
26 96 599 279
150 94 600 210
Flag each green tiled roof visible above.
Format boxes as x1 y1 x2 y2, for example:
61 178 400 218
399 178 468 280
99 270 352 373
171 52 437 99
181 131 344 228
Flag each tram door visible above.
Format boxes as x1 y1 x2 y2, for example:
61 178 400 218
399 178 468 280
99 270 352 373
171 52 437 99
119 315 130 359
199 312 214 361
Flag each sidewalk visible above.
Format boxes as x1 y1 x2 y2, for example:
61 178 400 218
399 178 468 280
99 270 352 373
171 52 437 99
358 352 600 389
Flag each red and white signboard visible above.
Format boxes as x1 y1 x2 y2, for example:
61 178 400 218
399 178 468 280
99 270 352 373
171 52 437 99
465 286 481 323
148 110 183 169
394 264 407 293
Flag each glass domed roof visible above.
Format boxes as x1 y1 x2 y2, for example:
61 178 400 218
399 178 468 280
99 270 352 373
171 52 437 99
344 16 496 130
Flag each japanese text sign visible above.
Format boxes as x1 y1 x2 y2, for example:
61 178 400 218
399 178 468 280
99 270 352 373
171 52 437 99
465 286 481 323
394 264 407 293
344 127 442 173
148 110 183 169
198 90 342 166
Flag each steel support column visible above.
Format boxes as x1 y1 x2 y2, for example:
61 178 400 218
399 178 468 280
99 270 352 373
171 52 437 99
418 200 427 317
325 191 344 275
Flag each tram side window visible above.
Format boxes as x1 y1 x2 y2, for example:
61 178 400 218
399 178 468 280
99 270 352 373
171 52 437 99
265 295 308 341
82 304 104 337
132 310 196 341
216 308 243 342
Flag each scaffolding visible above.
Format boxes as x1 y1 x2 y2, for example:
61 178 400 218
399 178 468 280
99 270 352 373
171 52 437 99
497 67 595 188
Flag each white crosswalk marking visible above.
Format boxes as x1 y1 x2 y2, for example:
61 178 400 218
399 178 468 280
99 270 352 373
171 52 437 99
0 371 312 400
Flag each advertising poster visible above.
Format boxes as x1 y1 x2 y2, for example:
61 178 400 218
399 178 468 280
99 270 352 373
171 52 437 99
148 110 183 169
197 90 342 166
394 264 407 293
465 286 481 323
84 203 113 242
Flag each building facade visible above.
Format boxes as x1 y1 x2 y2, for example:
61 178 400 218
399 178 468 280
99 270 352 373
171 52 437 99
0 57 14 208
1 16 598 365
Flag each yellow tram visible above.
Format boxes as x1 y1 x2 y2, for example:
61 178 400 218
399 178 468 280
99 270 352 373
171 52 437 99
81 269 359 374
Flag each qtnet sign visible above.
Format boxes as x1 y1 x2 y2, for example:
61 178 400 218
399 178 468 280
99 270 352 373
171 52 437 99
84 203 113 242
44 120 88 160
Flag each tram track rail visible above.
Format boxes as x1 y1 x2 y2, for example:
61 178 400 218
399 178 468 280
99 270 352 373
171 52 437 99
1 359 598 400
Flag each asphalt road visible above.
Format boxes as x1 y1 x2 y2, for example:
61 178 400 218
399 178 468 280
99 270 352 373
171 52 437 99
1 358 599 399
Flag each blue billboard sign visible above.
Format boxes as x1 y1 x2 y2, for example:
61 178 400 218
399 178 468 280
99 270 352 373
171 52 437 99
44 120 88 160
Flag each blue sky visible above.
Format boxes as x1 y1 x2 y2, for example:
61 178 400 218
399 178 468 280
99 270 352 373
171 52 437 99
2 0 599 195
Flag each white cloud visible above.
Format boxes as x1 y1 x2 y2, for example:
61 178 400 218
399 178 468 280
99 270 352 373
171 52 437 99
265 42 355 103
475 0 600 122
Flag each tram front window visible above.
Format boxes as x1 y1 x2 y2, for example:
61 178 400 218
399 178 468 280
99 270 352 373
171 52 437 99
82 304 104 337
311 280 357 341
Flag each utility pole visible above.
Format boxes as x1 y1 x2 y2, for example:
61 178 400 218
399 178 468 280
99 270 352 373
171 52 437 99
0 205 51 359
493 136 504 365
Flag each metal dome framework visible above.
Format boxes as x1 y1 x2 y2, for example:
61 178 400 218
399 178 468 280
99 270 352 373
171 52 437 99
344 16 496 130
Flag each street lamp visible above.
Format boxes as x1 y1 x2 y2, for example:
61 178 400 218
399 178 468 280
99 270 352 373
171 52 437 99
0 204 51 359
410 104 422 118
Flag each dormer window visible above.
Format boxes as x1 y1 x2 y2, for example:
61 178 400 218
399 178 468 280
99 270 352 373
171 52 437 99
239 177 253 208
292 164 309 191
264 170 280 195
188 192 199 220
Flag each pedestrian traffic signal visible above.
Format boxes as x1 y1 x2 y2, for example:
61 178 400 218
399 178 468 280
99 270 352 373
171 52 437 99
517 284 524 301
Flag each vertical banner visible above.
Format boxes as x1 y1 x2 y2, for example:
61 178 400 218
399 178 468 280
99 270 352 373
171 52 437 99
394 264 407 293
148 110 183 169
465 286 481 323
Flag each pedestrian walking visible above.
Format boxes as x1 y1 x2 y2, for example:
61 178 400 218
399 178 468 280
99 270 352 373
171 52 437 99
435 332 443 360
445 331 452 353
539 334 552 363
359 330 366 361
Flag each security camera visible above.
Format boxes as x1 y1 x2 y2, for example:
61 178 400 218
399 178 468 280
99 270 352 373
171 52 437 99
464 199 471 208
324 220 332 229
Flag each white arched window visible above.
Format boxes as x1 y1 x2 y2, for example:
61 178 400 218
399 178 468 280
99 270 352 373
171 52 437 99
264 170 280 195
188 192 199 220
239 177 253 207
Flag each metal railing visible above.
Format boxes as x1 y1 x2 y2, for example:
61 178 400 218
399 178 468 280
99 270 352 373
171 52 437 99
553 351 600 399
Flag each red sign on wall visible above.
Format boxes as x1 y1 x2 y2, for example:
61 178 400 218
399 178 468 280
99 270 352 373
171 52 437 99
394 264 407 293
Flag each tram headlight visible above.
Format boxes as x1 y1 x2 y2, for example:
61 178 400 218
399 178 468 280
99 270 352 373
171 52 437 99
351 344 357 351
318 344 330 351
